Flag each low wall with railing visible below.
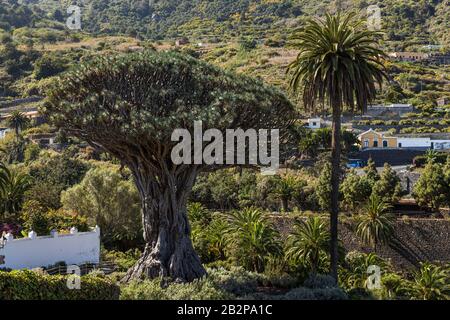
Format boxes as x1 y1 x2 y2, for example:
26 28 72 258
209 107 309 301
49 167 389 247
0 227 100 270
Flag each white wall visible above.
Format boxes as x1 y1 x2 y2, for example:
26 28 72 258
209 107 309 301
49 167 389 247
0 227 100 270
0 129 11 139
432 140 450 150
307 118 322 129
397 138 431 148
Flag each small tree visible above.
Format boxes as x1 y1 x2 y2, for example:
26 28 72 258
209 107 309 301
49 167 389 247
61 166 142 245
413 162 449 211
44 51 294 281
372 163 402 204
340 170 372 211
364 157 379 185
316 162 333 211
273 174 304 212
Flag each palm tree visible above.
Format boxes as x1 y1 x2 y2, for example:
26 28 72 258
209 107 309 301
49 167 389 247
409 262 449 300
285 216 330 274
287 12 387 281
0 163 31 217
356 194 395 251
225 207 282 272
273 175 303 212
5 111 30 136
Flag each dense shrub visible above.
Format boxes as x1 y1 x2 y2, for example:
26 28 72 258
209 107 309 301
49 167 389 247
120 277 232 300
413 162 450 211
0 270 120 300
20 200 89 235
207 267 259 296
61 165 142 247
101 249 141 272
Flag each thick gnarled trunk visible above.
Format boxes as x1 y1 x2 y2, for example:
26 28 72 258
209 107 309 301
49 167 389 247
123 167 206 282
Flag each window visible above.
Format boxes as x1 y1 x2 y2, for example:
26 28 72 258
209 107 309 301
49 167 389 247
364 140 369 148
312 122 317 126
398 143 402 148
383 140 388 148
373 140 378 147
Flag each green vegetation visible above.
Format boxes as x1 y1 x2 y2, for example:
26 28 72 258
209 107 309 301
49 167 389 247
0 1 448 301
0 270 120 300
287 12 387 282
356 195 395 250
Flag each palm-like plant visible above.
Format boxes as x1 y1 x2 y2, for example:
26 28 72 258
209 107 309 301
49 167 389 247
285 216 330 274
425 149 438 164
225 207 282 272
5 111 30 136
356 194 395 250
409 262 449 300
0 163 31 217
273 175 303 212
340 251 388 290
287 13 387 281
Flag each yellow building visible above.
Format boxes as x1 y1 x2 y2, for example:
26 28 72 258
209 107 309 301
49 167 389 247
358 129 398 149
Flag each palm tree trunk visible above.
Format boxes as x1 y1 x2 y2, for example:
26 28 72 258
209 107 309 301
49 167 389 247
330 105 341 283
281 197 289 212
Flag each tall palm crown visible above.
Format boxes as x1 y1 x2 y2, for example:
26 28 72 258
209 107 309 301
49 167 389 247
287 12 387 282
288 12 387 112
356 194 395 250
6 111 30 136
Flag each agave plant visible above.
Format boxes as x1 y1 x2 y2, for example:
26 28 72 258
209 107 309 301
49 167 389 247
356 194 395 251
225 207 282 272
285 216 331 274
408 262 449 300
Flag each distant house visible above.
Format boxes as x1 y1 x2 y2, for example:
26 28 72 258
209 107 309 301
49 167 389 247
358 129 450 150
307 118 323 129
437 97 449 107
175 37 189 46
426 53 450 65
126 45 144 52
358 129 397 149
388 52 429 62
28 133 57 147
422 45 443 51
0 127 11 139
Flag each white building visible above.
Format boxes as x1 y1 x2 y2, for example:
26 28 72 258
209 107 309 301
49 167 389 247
307 118 322 129
0 128 11 139
396 137 432 149
0 227 100 270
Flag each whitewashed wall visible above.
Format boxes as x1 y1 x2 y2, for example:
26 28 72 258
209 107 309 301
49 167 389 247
0 227 100 270
397 137 431 148
432 140 450 150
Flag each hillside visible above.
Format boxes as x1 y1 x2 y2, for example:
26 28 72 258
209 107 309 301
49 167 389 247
1 0 449 47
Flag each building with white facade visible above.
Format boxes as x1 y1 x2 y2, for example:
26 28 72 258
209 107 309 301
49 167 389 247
358 129 450 150
307 118 323 129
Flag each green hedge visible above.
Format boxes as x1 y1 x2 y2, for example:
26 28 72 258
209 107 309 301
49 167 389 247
0 270 120 300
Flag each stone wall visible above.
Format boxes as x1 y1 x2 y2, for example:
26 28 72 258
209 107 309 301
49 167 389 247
272 215 450 271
